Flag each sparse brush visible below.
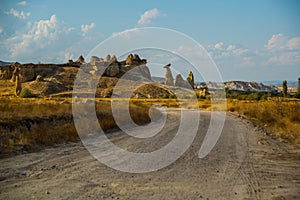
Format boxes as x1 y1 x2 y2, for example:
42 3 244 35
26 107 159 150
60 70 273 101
227 99 300 144
19 88 34 98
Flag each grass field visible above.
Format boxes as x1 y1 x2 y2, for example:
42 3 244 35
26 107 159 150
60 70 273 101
227 99 300 144
1 77 299 158
0 97 155 157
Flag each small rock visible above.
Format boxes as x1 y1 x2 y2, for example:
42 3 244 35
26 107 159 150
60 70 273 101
46 191 50 194
21 171 27 177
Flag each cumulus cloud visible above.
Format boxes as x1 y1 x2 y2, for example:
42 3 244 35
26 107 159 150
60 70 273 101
17 1 27 6
6 8 30 19
2 14 81 62
287 37 300 50
264 33 300 51
81 22 95 36
138 8 160 26
214 42 224 50
265 33 288 50
112 28 141 39
5 14 59 58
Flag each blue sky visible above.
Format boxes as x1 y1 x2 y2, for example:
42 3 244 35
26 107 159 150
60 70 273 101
0 0 300 81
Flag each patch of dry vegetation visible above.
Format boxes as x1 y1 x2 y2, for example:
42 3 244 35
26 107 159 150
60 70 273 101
227 99 300 144
0 98 155 158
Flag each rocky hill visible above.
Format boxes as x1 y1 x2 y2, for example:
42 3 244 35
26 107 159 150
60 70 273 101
0 54 175 98
196 81 279 92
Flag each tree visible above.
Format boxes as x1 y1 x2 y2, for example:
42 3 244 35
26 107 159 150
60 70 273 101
282 80 287 97
298 77 300 95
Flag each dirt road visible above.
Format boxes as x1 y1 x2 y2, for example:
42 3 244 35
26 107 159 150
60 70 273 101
0 110 299 199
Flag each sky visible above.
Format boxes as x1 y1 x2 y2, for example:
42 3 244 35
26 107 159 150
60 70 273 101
0 0 300 81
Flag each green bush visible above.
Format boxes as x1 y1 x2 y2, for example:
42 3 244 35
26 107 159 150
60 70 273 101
20 88 34 98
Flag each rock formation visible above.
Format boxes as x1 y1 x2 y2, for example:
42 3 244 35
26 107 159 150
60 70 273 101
12 65 22 96
164 64 174 86
76 55 85 64
187 71 194 89
11 62 21 82
105 64 120 77
175 74 191 89
15 75 22 96
125 54 147 66
35 75 44 82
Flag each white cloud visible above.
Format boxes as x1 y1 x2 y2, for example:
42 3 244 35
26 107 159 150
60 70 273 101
67 27 76 32
287 37 300 50
6 14 59 58
64 52 75 61
265 33 288 50
242 57 255 66
6 8 30 19
0 26 3 34
214 42 223 50
266 52 300 65
1 14 104 63
112 28 141 39
17 1 27 6
264 33 300 51
138 8 160 26
81 22 95 36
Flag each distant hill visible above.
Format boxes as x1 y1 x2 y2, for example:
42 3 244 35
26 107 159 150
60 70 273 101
0 60 13 66
262 80 298 88
195 81 279 92
152 76 165 83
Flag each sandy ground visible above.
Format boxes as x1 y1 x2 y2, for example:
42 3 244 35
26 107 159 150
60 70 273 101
0 110 299 200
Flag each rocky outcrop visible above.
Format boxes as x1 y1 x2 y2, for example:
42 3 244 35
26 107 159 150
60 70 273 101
11 62 21 82
105 64 120 77
224 81 278 92
76 55 85 64
187 71 194 89
175 74 191 89
35 75 44 82
125 54 147 66
0 65 13 80
196 81 279 92
164 64 174 86
15 75 22 96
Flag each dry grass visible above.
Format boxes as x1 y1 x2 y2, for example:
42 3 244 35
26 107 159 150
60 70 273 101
227 99 300 144
0 97 155 157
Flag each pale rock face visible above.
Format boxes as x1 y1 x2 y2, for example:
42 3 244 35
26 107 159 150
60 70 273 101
89 56 100 65
175 74 191 89
103 55 111 62
111 55 117 63
164 64 174 86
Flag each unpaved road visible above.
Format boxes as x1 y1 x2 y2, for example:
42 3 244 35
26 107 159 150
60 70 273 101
0 110 299 200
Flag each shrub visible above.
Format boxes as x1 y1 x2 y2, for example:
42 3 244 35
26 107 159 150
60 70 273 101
19 88 34 98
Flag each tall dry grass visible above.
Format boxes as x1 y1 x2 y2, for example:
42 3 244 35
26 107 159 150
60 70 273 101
227 99 300 144
0 98 155 157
